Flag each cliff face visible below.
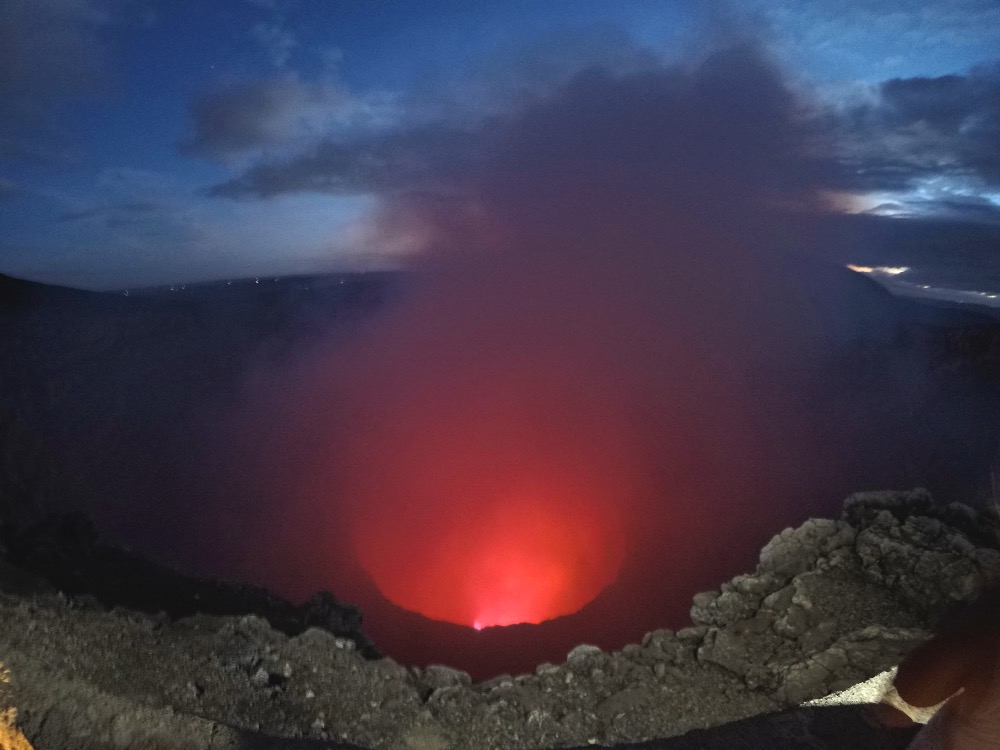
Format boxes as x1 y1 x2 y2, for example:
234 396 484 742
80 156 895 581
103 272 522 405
1 489 998 750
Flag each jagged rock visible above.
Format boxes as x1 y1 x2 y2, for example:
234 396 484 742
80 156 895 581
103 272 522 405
595 685 653 721
842 489 936 524
2 491 999 750
690 573 785 626
2 513 380 657
419 665 472 692
374 658 411 682
776 627 928 704
688 490 1000 711
300 591 366 642
640 629 692 666
852 505 1000 612
697 616 783 683
566 644 604 662
757 519 857 580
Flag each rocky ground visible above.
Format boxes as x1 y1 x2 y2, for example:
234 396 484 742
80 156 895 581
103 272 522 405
2 488 999 750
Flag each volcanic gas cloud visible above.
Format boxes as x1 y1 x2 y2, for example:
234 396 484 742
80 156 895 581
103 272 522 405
268 45 843 634
233 45 923 658
331 258 651 627
323 214 774 629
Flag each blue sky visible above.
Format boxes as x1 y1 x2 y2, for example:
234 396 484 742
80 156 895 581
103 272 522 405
2 0 999 289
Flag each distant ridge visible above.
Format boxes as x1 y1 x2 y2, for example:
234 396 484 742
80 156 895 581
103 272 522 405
117 269 402 298
0 272 51 311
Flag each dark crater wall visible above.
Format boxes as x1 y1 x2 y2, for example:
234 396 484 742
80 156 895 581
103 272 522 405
3 258 1000 682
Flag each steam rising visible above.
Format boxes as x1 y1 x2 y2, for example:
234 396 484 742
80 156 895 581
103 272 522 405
320 46 845 615
206 45 993 675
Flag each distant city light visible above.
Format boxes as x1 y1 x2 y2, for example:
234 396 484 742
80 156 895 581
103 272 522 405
846 264 910 276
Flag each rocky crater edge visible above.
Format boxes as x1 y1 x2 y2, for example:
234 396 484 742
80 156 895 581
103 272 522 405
2 488 1000 750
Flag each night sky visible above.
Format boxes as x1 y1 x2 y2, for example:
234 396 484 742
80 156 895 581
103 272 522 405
2 0 1000 291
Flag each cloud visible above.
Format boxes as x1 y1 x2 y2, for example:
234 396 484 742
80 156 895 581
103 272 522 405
475 44 832 219
413 25 663 123
931 197 1000 223
192 25 662 187
211 44 835 209
867 193 1000 224
181 76 351 160
832 62 1000 192
204 25 691 200
0 178 17 199
251 21 296 68
209 126 479 198
200 24 998 223
741 0 1000 82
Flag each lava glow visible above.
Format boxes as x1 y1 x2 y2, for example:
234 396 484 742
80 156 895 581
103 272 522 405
321 281 652 629
351 476 629 628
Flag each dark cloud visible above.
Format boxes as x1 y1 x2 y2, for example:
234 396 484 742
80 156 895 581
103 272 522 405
212 44 836 209
195 28 1000 223
416 25 663 122
887 196 1000 224
197 24 665 191
181 76 348 160
201 26 1000 218
834 63 1000 192
209 126 479 198
935 199 1000 223
475 44 832 222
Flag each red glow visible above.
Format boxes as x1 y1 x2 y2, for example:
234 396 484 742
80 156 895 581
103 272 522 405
353 477 628 627
338 350 640 628
321 207 746 633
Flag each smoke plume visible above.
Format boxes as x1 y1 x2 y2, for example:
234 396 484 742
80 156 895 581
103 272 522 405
207 44 985 676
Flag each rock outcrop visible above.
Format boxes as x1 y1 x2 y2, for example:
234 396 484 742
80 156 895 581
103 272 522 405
1 489 999 750
691 489 1000 704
